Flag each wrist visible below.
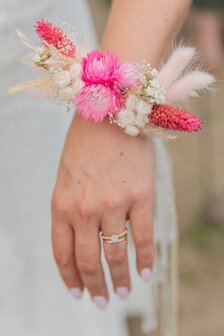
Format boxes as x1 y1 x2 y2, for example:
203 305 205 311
72 112 131 139
70 112 153 151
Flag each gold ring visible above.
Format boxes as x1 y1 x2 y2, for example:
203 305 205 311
101 228 128 244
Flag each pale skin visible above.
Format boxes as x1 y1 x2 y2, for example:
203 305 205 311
51 0 192 308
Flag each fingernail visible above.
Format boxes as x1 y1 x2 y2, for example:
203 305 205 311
116 287 129 301
70 287 83 300
93 296 107 310
141 268 152 282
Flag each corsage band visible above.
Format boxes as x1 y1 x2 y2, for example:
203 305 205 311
8 20 215 137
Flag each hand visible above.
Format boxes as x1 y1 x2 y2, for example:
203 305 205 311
51 113 155 309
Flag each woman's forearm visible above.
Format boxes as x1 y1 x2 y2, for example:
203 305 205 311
101 0 192 67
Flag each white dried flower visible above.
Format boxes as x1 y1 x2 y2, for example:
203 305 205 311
70 63 81 79
32 54 42 63
124 125 139 137
58 86 74 101
48 66 60 74
36 46 47 54
150 78 159 88
72 78 83 94
125 94 139 110
116 94 151 135
53 70 72 88
140 67 166 105
136 99 152 115
117 109 136 127
134 114 149 128
150 68 158 77
33 46 50 65
145 83 165 104
145 87 156 97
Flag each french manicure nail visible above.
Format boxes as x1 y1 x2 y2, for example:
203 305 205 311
141 268 152 282
93 296 107 310
116 287 129 301
70 287 83 300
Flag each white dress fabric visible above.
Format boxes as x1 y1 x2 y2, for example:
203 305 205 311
0 1 177 335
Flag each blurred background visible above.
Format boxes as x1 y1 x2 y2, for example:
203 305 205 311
87 0 224 335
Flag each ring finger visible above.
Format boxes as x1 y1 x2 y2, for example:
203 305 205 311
101 212 130 301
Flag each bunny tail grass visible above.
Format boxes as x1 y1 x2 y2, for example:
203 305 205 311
166 71 215 102
158 47 195 88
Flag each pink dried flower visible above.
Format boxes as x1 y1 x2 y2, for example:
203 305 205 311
81 50 138 88
117 63 140 88
149 104 202 132
82 50 120 85
76 50 138 122
75 84 118 122
35 19 76 57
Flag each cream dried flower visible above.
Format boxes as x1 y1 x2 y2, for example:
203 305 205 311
117 109 136 127
134 114 149 128
125 94 139 110
124 125 140 137
33 46 50 66
32 54 42 64
58 86 74 101
70 63 82 79
116 94 151 135
53 70 72 88
141 67 166 105
72 78 83 94
136 99 152 115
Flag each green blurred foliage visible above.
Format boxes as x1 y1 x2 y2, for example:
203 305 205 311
103 0 111 6
193 0 224 9
183 220 224 250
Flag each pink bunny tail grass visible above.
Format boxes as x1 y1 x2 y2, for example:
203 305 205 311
149 104 202 132
35 19 76 57
158 46 195 88
166 71 215 102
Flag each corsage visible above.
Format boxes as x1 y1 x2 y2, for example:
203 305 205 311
8 20 215 137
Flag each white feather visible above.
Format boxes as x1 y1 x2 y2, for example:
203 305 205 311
158 47 195 88
15 28 36 51
166 71 215 102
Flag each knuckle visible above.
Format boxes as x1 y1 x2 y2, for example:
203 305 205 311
75 199 97 219
106 251 126 266
135 231 152 248
53 250 73 268
133 185 153 203
103 195 122 211
77 259 98 275
52 194 69 220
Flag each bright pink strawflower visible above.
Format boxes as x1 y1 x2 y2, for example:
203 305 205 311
149 104 202 132
81 50 120 85
35 19 76 57
77 50 139 122
75 84 117 122
77 50 136 122
81 50 138 89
